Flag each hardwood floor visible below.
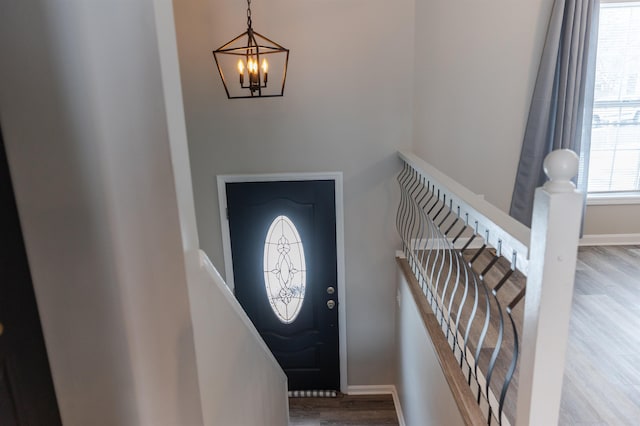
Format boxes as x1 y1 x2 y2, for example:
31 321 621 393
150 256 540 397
289 394 399 426
288 246 640 425
441 245 640 425
560 245 640 425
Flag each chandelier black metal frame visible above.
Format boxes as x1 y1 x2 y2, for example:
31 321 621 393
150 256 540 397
212 0 289 99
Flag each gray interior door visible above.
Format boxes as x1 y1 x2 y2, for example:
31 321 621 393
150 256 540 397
0 129 62 425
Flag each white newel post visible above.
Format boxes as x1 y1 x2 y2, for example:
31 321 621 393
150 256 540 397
516 149 584 426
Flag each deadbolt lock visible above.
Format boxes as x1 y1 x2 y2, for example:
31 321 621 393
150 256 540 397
327 286 335 295
327 300 336 310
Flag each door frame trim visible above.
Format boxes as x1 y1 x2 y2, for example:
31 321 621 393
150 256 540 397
217 172 348 393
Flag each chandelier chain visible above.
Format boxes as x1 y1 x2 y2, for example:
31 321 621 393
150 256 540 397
246 0 252 29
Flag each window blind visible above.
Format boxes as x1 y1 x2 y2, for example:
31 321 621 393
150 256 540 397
588 2 640 193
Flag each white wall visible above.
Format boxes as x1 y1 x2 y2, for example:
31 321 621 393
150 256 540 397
395 264 465 426
173 0 415 386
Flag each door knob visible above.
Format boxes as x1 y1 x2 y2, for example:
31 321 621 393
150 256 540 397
327 286 335 295
327 300 336 310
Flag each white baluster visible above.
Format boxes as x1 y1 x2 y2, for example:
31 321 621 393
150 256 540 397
516 149 584 425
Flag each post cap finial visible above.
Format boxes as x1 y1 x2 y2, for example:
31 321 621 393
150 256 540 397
543 149 579 193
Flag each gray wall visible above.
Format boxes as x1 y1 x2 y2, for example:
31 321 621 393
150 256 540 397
0 0 204 424
584 204 640 234
188 252 289 426
173 0 415 386
396 265 465 426
411 0 639 236
172 0 636 396
412 0 553 213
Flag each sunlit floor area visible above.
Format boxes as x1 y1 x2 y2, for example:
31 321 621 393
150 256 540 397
289 394 399 426
560 245 640 425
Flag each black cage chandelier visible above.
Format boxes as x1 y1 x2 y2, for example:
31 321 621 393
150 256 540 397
213 0 290 99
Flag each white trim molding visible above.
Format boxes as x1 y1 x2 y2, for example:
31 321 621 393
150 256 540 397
579 233 640 246
347 385 406 426
587 193 640 205
216 172 349 394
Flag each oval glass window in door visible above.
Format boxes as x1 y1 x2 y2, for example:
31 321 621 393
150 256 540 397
263 215 307 324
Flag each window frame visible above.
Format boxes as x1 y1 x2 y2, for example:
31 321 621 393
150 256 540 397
585 0 640 203
587 192 640 204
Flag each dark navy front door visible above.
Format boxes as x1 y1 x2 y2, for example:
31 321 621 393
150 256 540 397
226 180 339 391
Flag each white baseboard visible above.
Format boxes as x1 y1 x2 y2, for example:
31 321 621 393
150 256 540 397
390 387 406 426
347 385 406 426
579 233 640 246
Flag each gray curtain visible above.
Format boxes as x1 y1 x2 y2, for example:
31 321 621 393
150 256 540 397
510 0 599 227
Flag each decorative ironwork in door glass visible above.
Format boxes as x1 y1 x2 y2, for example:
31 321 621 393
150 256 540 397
263 215 306 323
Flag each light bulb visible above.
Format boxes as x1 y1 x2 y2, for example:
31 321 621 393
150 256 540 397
261 58 268 73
